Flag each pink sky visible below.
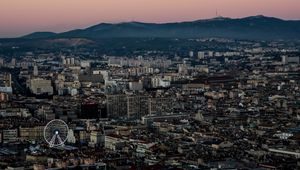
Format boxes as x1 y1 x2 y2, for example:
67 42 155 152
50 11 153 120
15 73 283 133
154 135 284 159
0 0 299 37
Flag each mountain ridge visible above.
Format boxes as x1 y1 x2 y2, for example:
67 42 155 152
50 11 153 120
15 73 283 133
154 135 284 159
21 15 300 40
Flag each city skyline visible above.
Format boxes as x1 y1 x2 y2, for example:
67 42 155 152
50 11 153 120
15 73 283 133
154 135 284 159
0 0 299 169
0 0 300 37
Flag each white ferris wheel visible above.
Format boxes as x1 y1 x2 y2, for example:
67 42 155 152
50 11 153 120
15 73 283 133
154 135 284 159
44 119 69 147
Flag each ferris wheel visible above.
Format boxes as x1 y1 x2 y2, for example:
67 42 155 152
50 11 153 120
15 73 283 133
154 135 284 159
44 119 69 147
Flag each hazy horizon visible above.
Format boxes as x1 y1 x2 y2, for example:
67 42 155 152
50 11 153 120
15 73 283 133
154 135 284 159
1 0 300 37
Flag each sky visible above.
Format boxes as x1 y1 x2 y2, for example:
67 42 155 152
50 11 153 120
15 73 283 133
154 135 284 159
0 0 299 37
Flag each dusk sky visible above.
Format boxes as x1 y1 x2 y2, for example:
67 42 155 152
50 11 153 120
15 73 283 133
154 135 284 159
0 0 299 37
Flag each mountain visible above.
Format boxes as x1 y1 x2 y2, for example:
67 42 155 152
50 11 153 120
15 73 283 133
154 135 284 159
23 32 57 39
22 16 300 40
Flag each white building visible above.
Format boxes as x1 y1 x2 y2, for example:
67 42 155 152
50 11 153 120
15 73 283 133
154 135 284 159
189 51 194 57
159 80 171 88
151 77 161 88
197 51 205 59
66 58 71 65
80 61 91 68
67 129 76 144
70 58 75 65
33 65 38 76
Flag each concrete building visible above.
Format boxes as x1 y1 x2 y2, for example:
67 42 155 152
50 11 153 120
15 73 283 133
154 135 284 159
0 73 12 87
19 126 44 141
2 129 18 143
178 64 188 75
10 58 16 67
127 95 149 118
0 58 4 66
197 51 205 59
28 78 53 95
129 81 143 91
106 94 128 118
282 55 300 64
90 131 105 147
189 51 194 57
80 61 91 68
148 97 173 115
104 136 125 151
33 65 38 76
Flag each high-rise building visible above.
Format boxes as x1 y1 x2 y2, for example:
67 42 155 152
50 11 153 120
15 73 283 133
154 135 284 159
282 55 300 64
106 94 174 118
33 65 38 76
148 97 173 115
281 55 288 64
151 77 161 88
0 73 12 87
127 95 149 118
0 58 4 66
106 94 128 118
107 94 153 119
208 51 214 57
66 58 71 65
62 59 66 65
90 131 105 147
70 57 75 65
28 78 53 95
0 73 12 94
189 51 194 57
81 60 91 68
19 126 44 141
10 58 16 67
288 56 299 64
178 64 188 75
2 129 18 143
80 102 100 119
129 81 143 91
0 93 9 102
197 51 205 59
